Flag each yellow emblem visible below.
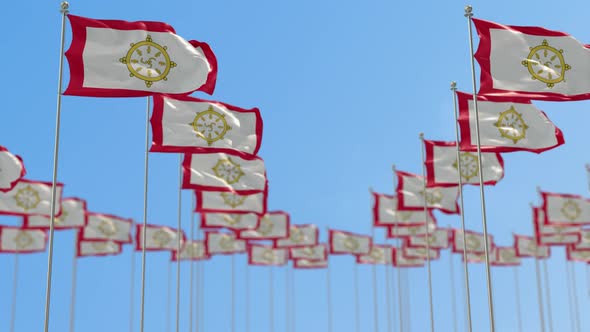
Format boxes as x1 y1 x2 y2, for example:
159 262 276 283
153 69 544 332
289 227 304 243
97 218 118 237
370 247 384 261
186 243 204 258
119 35 176 88
420 188 443 205
257 216 274 235
343 236 360 252
189 106 232 146
495 106 529 144
152 229 172 248
54 209 68 225
262 249 276 263
301 246 317 258
220 192 247 208
466 235 481 251
14 185 41 211
500 250 515 262
14 231 33 249
219 234 235 250
561 199 581 221
222 214 242 226
212 157 245 185
452 152 479 182
522 39 571 88
91 242 108 252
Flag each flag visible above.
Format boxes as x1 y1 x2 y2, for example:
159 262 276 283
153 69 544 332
492 246 521 266
290 244 328 261
64 15 217 97
357 245 393 265
135 224 185 251
195 189 267 215
473 18 590 101
406 229 450 249
0 146 25 192
205 232 246 255
402 243 440 260
275 224 319 248
514 234 550 258
329 230 371 255
150 95 263 155
387 222 437 238
82 213 133 243
451 229 494 254
238 211 290 240
372 192 435 228
396 171 460 214
573 230 590 251
457 92 564 153
172 240 209 261
293 258 328 269
182 152 267 193
248 244 289 266
201 212 259 231
533 206 582 246
0 226 47 253
76 238 122 257
541 191 590 226
423 139 504 186
566 245 590 262
23 198 87 229
0 179 63 217
392 248 425 267
462 251 488 263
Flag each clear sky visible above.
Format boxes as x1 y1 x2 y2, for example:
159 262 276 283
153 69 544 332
1 0 590 331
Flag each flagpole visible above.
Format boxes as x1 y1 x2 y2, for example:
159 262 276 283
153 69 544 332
392 165 404 332
232 255 236 332
385 262 393 332
130 236 136 332
270 266 275 332
542 260 554 332
534 257 546 332
69 241 78 332
10 253 19 332
189 197 195 332
587 265 590 299
448 248 458 332
43 3 69 331
371 229 380 332
513 267 523 332
464 6 496 331
419 133 435 332
569 262 581 332
565 261 575 331
199 251 205 332
353 260 361 332
139 95 151 332
175 156 183 332
403 270 412 332
450 81 474 332
285 266 290 332
167 262 172 332
291 268 296 332
245 262 250 332
326 254 333 332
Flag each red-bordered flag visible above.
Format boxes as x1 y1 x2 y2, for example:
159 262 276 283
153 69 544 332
248 244 289 266
541 191 590 226
76 236 122 258
135 224 185 251
328 230 371 255
573 230 590 251
406 229 450 250
387 222 437 239
0 146 25 192
492 246 521 266
402 242 440 260
290 244 328 262
396 171 460 214
533 206 582 246
274 224 318 248
372 192 435 228
514 234 550 258
0 180 63 217
566 245 590 262
205 232 246 255
201 213 260 231
451 229 494 254
24 198 87 230
238 211 290 241
172 240 209 261
195 189 268 215
293 258 328 269
0 226 47 253
357 245 393 265
82 213 133 244
392 247 425 267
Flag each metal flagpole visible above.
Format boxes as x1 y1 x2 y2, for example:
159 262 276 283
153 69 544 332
245 262 250 332
291 268 296 332
371 229 380 332
175 156 183 332
565 261 575 332
513 267 523 332
44 3 69 331
403 270 412 332
10 254 19 332
569 262 581 332
449 248 458 332
450 81 474 332
326 254 333 332
285 267 290 332
464 6 496 331
385 262 393 332
419 133 435 332
139 96 151 332
392 165 404 332
232 255 236 332
69 242 78 332
587 265 590 299
534 257 546 332
167 262 172 332
199 247 205 332
270 266 275 332
130 235 136 332
189 196 195 332
542 260 553 332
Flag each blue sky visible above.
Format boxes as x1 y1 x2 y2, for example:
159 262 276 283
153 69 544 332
2 0 590 331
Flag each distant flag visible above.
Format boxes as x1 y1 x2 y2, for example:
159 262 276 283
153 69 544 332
451 229 494 254
533 206 582 245
290 244 328 261
372 192 435 228
541 190 590 226
396 171 460 214
24 198 87 229
572 230 590 251
0 146 25 192
238 211 289 240
76 237 122 258
492 246 521 266
64 15 217 97
423 139 504 186
201 212 260 231
293 258 328 269
357 245 393 265
82 213 133 244
150 95 263 155
514 234 550 258
275 224 319 248
472 18 590 101
0 226 47 253
248 244 289 266
402 243 440 260
0 180 63 217
135 224 185 251
387 222 437 238
392 247 425 267
195 189 267 215
205 232 246 255
172 240 209 261
328 230 371 255
182 152 267 193
566 245 590 262
406 228 450 249
456 92 564 153
462 251 487 264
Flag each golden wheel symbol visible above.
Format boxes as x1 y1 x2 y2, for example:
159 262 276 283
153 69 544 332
152 230 172 248
212 158 245 185
522 39 571 88
119 35 176 88
289 227 304 243
420 188 443 205
370 248 384 261
222 214 242 226
98 219 118 237
453 152 479 182
219 235 235 250
561 199 581 221
495 106 529 144
526 241 537 253
14 231 33 249
54 209 68 225
500 250 514 261
220 192 247 208
343 236 360 251
14 185 41 211
187 243 204 258
302 247 316 258
189 106 232 146
262 249 276 263
257 216 274 235
466 235 481 251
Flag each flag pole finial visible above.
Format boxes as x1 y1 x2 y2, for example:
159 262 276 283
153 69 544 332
450 81 457 90
392 164 396 172
60 1 69 14
419 132 424 140
464 5 473 17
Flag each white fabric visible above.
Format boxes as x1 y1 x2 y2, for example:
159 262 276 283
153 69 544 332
453 230 493 253
375 195 433 226
403 246 438 259
544 194 590 225
330 231 371 255
239 213 288 240
539 233 580 245
199 191 265 214
0 181 62 216
515 236 550 258
207 232 246 254
495 247 520 265
399 174 459 212
78 240 120 257
202 213 259 230
430 144 503 184
464 252 487 263
295 259 327 269
83 214 132 242
249 246 288 265
290 244 327 261
275 225 318 247
26 198 85 228
0 151 23 190
160 98 259 154
0 228 46 252
574 230 590 250
358 246 393 265
388 222 436 237
536 208 581 234
568 248 590 261
408 229 450 249
137 225 182 251
187 153 266 192
393 248 425 267
176 241 207 260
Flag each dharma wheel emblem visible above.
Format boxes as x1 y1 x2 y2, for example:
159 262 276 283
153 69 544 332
119 35 176 87
189 106 232 146
522 39 570 88
495 106 529 144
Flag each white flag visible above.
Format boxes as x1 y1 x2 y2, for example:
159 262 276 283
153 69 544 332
402 245 439 260
387 222 437 238
567 246 590 262
392 248 425 267
82 213 133 243
290 244 328 261
534 206 582 239
294 258 328 269
275 224 318 248
0 227 46 253
514 235 550 258
0 180 63 217
406 229 450 249
77 239 122 257
451 229 494 254
542 191 590 226
135 224 185 251
238 212 289 240
24 198 87 229
573 230 590 250
0 146 25 192
195 190 267 215
249 245 288 266
357 245 393 265
463 252 487 263
172 241 208 261
201 213 259 231
206 232 246 255
396 171 459 214
329 230 371 255
372 193 435 227
151 95 262 155
493 247 521 266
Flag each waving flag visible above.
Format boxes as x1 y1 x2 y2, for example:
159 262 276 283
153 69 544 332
357 245 393 265
541 191 590 226
462 252 487 263
0 146 25 192
248 245 289 266
396 171 460 214
195 189 267 215
82 213 133 243
451 229 494 254
406 229 450 249
0 226 47 253
172 240 209 261
0 180 63 217
493 246 521 266
402 243 440 260
205 232 246 255
566 245 590 262
135 224 185 251
64 15 217 97
392 248 425 267
275 224 318 248
24 198 87 229
150 95 262 155
533 206 582 246
423 139 504 186
201 212 259 231
238 211 290 240
76 238 122 257
294 258 328 269
329 230 371 255
290 244 328 261
514 234 550 258
473 18 590 101
573 230 590 251
387 222 437 238
182 152 266 193
457 92 564 153
372 192 435 227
